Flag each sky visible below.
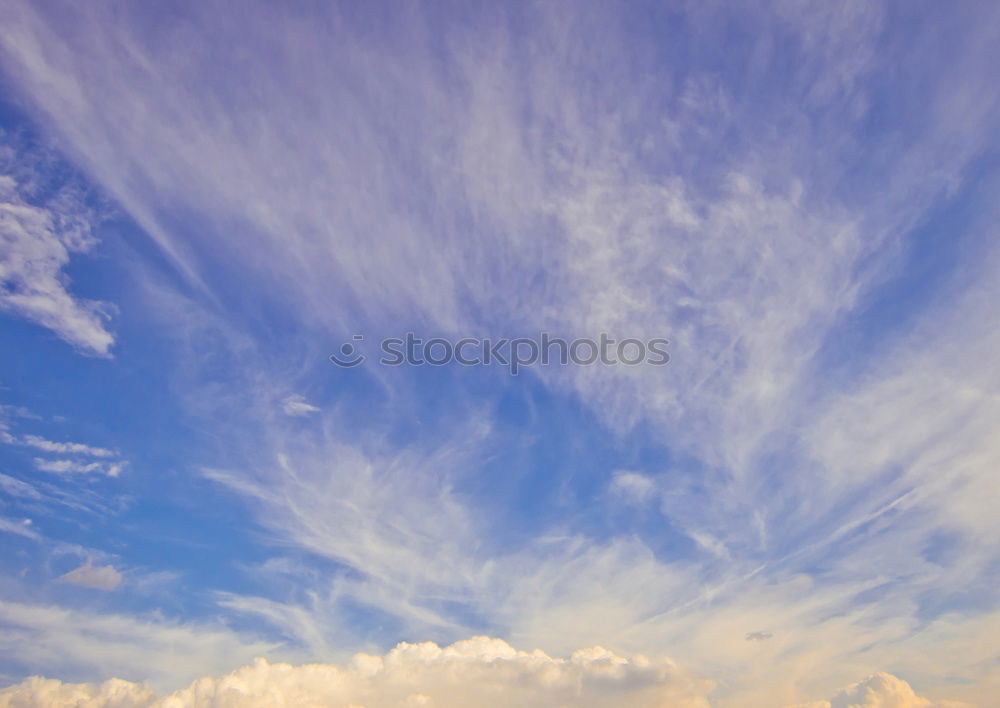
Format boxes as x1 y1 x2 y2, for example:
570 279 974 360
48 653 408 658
0 1 998 706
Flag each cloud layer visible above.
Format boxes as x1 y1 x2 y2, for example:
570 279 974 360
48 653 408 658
0 639 969 708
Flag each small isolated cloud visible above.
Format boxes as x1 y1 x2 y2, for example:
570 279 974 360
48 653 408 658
281 394 320 417
745 631 773 642
609 470 656 504
56 561 122 591
0 636 713 707
33 458 124 477
0 148 114 356
793 671 972 708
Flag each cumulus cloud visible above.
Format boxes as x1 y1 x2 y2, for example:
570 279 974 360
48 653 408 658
0 649 975 708
55 561 122 591
792 671 972 708
0 144 114 356
0 677 154 708
0 636 713 707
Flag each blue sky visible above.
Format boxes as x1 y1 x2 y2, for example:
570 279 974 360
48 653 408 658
1 1 999 706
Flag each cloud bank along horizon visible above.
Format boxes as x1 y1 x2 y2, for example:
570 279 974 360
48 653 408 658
0 637 970 708
0 0 998 706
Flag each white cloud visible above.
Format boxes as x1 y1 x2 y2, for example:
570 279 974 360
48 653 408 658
792 671 972 708
0 676 154 708
0 469 116 518
1 418 126 478
202 415 492 647
0 404 39 421
1 3 998 707
194 263 1000 704
1 0 990 491
0 636 713 707
0 599 278 694
19 435 116 457
0 473 41 500
0 0 990 472
33 458 124 477
0 644 977 708
280 394 320 417
56 561 122 591
609 470 656 504
0 145 114 356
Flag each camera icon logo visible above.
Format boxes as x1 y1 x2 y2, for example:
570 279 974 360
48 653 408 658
329 335 366 367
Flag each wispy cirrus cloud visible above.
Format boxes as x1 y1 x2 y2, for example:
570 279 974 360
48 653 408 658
33 458 124 477
0 473 41 501
280 394 319 417
0 516 38 541
0 599 279 694
0 409 126 477
1 0 994 472
0 1 998 706
18 435 116 458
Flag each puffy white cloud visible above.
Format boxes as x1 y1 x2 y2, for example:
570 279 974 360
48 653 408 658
56 562 122 591
0 677 153 708
0 637 713 707
793 671 972 708
0 649 978 708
